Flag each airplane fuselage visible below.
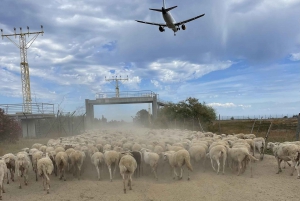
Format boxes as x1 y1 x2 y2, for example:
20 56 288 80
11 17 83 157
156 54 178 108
162 12 178 32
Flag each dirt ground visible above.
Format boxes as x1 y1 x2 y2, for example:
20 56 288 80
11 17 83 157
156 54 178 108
2 154 299 201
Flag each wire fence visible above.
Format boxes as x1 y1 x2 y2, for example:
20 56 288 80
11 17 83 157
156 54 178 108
219 114 298 120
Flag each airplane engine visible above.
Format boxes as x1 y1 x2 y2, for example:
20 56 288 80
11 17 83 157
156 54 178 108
181 24 186 30
159 26 165 32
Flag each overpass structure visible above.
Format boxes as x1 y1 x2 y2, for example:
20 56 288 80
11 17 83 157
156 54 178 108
85 91 166 128
0 103 55 137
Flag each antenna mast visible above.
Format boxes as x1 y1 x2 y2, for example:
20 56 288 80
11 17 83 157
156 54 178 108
1 26 44 113
105 75 128 97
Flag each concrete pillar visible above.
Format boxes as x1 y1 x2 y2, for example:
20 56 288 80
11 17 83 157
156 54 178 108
21 119 36 138
85 99 94 129
152 95 158 119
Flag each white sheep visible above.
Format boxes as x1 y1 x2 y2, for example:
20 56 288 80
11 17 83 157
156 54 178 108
15 152 31 189
119 153 137 194
104 150 120 182
253 137 265 160
163 150 193 180
207 145 227 175
272 143 300 177
141 149 160 180
32 151 43 181
2 153 16 184
227 147 258 177
69 150 84 180
37 154 54 194
55 151 68 181
91 152 104 180
0 159 8 200
188 145 207 170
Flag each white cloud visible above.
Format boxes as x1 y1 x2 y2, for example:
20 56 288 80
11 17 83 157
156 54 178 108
290 52 300 61
148 60 233 83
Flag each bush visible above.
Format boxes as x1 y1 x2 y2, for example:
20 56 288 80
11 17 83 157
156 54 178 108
0 108 21 142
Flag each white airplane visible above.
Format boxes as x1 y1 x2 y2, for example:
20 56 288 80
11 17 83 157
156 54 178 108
135 0 205 36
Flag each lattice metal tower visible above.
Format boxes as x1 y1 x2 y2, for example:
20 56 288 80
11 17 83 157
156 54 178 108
1 26 44 113
105 75 128 97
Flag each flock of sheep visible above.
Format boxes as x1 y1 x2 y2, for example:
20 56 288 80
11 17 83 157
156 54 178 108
0 128 300 199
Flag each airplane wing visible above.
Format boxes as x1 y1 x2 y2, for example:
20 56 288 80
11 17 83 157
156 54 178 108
174 14 205 26
135 20 167 27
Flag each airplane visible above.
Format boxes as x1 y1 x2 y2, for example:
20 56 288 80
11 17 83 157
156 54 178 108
135 0 205 36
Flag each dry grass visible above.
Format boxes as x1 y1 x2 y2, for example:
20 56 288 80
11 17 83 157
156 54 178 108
0 138 50 156
210 118 298 142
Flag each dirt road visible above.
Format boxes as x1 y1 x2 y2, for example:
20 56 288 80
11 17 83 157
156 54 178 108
2 155 299 201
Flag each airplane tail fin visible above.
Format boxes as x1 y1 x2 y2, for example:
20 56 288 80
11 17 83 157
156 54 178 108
149 6 177 12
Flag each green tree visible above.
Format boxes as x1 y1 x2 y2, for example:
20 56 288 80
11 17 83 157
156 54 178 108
135 109 151 127
156 97 217 129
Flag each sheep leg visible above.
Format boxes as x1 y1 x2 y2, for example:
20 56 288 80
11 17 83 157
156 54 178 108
77 165 82 180
42 175 46 191
6 172 9 185
237 161 242 176
152 165 158 180
122 174 126 194
35 169 38 182
276 158 282 174
173 168 178 179
290 161 296 176
46 175 50 194
113 163 117 179
18 171 22 189
216 159 220 175
95 165 100 180
222 155 226 175
108 165 113 182
129 174 132 190
178 167 183 180
24 170 28 186
210 159 216 171
0 183 2 200
202 157 206 172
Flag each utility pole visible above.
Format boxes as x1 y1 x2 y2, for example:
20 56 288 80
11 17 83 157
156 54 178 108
1 26 44 113
105 75 128 97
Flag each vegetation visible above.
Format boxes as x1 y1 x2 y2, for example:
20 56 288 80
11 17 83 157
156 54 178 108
153 97 217 129
0 108 21 142
134 109 151 127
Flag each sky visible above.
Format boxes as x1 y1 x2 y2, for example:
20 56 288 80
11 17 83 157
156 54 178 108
0 0 300 121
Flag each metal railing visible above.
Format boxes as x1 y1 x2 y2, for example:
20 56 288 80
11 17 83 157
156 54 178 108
96 90 157 99
0 103 55 115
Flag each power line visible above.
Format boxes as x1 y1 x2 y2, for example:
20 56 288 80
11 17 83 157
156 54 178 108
1 25 44 113
105 75 128 98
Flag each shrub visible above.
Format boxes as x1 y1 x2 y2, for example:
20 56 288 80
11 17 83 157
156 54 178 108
0 108 21 142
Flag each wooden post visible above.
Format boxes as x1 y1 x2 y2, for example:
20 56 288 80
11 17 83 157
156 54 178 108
263 121 273 160
198 118 204 132
251 119 257 134
296 113 300 141
218 114 221 135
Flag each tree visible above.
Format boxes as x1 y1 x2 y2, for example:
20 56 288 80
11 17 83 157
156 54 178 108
156 97 217 129
135 109 151 127
0 108 21 142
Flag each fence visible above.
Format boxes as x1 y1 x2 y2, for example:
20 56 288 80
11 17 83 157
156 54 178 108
219 114 298 120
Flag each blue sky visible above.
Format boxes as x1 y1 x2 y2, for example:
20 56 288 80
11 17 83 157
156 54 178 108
0 0 300 121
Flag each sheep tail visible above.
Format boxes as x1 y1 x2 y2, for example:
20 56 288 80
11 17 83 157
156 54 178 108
247 154 259 161
184 154 193 172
